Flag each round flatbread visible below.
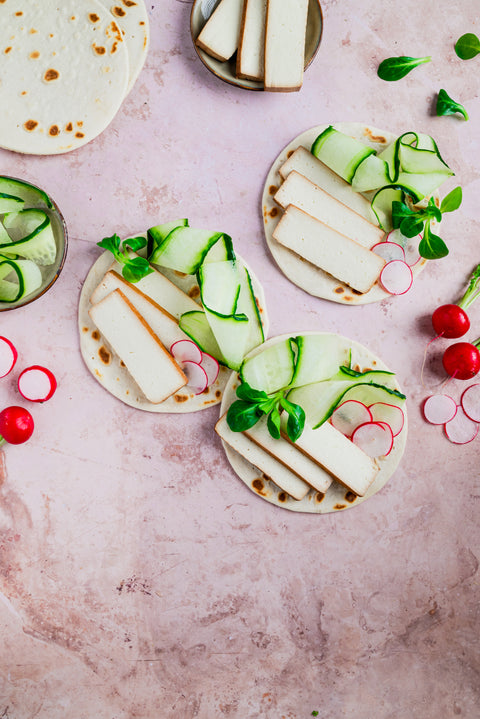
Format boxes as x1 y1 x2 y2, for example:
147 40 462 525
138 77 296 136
0 0 129 155
79 247 268 413
262 122 429 305
97 0 149 93
219 332 408 513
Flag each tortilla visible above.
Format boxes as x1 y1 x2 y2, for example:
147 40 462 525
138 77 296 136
96 0 149 94
0 0 129 155
219 332 408 513
262 122 429 305
78 245 268 413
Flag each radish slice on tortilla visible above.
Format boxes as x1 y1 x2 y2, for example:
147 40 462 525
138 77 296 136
331 400 372 437
182 360 209 395
368 402 405 436
200 352 219 386
170 339 202 365
444 406 478 444
17 365 57 402
351 421 394 457
460 384 480 422
372 241 405 263
423 394 457 425
379 260 413 295
386 229 422 267
0 336 17 378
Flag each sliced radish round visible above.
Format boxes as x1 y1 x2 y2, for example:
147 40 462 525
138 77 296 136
17 365 57 402
170 339 202 365
379 260 413 295
0 336 17 378
351 421 394 457
368 402 405 436
423 394 457 425
199 352 219 386
386 229 422 267
331 400 372 437
372 241 405 263
460 384 480 422
444 406 478 444
182 360 209 395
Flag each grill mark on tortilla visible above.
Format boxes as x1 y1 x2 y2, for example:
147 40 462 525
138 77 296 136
252 478 267 496
4 47 12 54
89 13 100 23
15 11 23 16
92 330 100 340
122 0 138 6
49 125 60 136
29 28 38 34
277 492 287 502
99 346 111 364
44 68 59 82
29 51 40 59
315 492 325 503
24 119 38 131
75 132 85 139
93 44 106 55
345 491 357 503
113 7 126 16
65 122 73 132
174 394 188 403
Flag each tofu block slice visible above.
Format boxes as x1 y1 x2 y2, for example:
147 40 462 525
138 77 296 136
279 147 375 222
196 0 245 62
88 289 187 404
272 205 386 294
244 416 332 493
108 255 199 320
90 270 189 351
216 413 311 500
282 418 379 497
274 171 384 250
264 0 309 92
236 0 267 80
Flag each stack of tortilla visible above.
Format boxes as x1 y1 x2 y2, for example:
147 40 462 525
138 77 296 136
0 0 149 155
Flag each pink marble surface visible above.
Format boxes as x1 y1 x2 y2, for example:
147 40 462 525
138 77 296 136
1 1 479 717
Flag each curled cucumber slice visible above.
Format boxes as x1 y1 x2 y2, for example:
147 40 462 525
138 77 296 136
1 209 56 266
0 257 42 302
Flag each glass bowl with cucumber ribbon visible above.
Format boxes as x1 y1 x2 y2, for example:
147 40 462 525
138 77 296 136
0 177 68 311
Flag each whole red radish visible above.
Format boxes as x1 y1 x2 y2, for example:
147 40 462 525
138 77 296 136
442 340 480 380
0 406 34 445
432 264 480 338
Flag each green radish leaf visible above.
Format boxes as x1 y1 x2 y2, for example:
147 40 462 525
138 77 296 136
226 400 262 432
97 233 122 259
454 33 480 60
280 398 305 442
267 406 281 439
436 89 469 120
377 55 431 81
122 256 153 283
235 381 269 403
419 223 449 260
400 215 425 238
440 186 463 213
123 236 148 253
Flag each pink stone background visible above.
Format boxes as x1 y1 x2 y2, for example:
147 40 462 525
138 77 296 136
0 1 479 717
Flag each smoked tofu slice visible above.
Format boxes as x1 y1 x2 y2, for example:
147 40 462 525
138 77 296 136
90 271 190 350
196 0 245 62
264 0 309 92
237 0 267 80
216 413 311 500
272 204 386 294
244 416 333 493
88 289 187 404
282 418 379 497
274 171 384 250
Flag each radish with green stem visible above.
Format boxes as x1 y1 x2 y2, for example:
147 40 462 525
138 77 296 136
0 337 17 378
432 263 480 338
0 406 34 445
442 339 480 380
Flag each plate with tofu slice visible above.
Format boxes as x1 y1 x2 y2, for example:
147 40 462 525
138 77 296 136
216 332 407 513
79 224 268 413
191 0 323 91
262 122 443 304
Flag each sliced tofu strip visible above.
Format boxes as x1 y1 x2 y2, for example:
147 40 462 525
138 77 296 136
281 417 379 497
89 289 187 404
216 413 311 500
279 146 375 222
272 205 386 294
274 171 384 250
108 256 199 319
237 0 267 80
196 0 245 62
244 416 332 493
264 0 309 92
90 270 190 351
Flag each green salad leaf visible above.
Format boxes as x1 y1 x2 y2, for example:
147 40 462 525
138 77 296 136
454 33 480 60
377 55 431 81
97 233 153 283
436 89 469 120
